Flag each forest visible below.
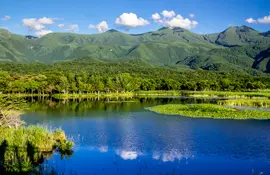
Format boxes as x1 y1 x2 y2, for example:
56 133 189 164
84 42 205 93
0 61 269 94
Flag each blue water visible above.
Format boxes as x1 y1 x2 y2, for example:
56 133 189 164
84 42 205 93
21 98 270 175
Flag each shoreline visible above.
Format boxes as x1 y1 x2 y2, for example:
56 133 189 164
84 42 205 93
1 90 270 99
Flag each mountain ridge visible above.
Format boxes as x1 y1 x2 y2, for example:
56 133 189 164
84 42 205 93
0 26 269 74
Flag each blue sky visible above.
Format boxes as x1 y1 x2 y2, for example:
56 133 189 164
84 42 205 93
0 0 269 36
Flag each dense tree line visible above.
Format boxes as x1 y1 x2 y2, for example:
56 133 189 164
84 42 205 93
0 60 269 94
0 70 269 94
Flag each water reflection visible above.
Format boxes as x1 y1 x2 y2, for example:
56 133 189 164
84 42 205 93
0 140 73 174
116 150 140 160
20 97 270 175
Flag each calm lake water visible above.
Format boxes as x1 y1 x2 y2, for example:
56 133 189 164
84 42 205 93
21 97 270 175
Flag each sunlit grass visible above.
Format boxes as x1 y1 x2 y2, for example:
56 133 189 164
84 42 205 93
146 104 270 120
182 91 270 98
52 92 135 99
218 99 270 107
0 126 73 152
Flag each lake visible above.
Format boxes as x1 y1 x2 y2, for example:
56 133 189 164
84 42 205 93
21 97 270 175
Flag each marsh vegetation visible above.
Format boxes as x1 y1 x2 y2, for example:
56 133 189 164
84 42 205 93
0 97 74 174
218 99 270 107
146 104 270 120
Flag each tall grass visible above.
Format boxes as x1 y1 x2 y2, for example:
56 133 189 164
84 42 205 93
0 126 74 173
0 126 73 152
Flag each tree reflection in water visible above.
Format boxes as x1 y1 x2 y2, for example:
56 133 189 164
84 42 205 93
0 140 73 175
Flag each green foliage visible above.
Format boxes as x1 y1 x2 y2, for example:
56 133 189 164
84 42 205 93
0 68 269 94
0 63 269 95
146 104 270 120
0 26 270 73
0 126 72 152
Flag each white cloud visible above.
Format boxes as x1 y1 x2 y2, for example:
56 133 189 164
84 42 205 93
258 15 270 24
189 14 195 18
98 146 108 153
22 17 54 31
38 17 54 25
58 24 65 28
115 13 149 28
245 14 270 24
161 10 176 18
35 30 53 37
2 15 11 21
152 11 198 30
152 152 161 160
116 150 138 160
23 18 45 30
89 21 109 33
245 18 257 24
89 24 95 29
66 24 79 32
165 15 198 29
152 13 161 21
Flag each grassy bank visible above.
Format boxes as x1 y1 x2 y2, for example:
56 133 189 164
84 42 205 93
52 91 182 99
146 104 270 120
218 99 270 107
52 92 135 99
0 126 73 173
1 90 270 100
135 91 181 96
0 94 49 98
182 91 270 98
0 126 73 152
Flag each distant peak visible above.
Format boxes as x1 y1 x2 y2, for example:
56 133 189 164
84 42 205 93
239 25 255 30
172 27 187 32
25 35 38 39
224 25 256 33
158 27 169 31
106 29 119 33
158 27 187 32
172 27 184 30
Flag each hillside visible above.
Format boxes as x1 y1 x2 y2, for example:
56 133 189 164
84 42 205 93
0 26 269 74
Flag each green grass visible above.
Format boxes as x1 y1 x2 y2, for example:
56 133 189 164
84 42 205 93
51 91 183 99
218 99 270 107
146 104 270 120
52 92 135 99
0 126 73 152
182 91 270 98
0 126 74 173
135 90 181 96
0 94 49 98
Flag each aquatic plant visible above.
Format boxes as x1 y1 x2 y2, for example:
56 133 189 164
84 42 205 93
146 104 270 120
0 126 74 173
218 99 270 107
182 91 270 98
0 126 73 152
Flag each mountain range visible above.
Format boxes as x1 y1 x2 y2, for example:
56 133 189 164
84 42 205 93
0 26 269 74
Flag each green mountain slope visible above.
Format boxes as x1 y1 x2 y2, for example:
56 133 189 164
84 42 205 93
177 45 269 74
212 26 270 46
0 26 269 74
252 48 270 73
